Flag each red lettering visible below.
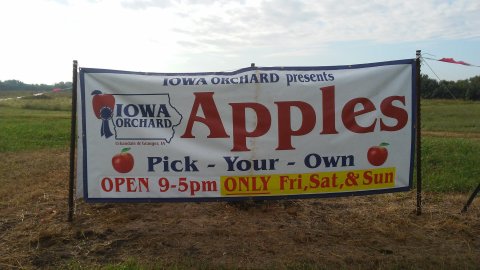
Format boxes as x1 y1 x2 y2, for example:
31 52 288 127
380 96 408 131
126 177 136 192
238 177 249 191
181 92 229 138
115 177 125 192
101 177 113 192
363 171 373 185
320 86 338 134
275 101 316 150
230 103 271 151
181 88 409 152
138 177 149 192
342 98 377 133
309 174 320 189
224 177 236 192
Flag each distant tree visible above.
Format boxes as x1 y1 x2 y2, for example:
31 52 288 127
0 73 478 100
465 76 480 100
0 79 28 91
419 74 480 100
53 81 73 90
0 80 72 92
453 79 469 100
435 80 456 99
420 74 438 98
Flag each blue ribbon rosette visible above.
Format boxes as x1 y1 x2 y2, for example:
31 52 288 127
99 106 114 138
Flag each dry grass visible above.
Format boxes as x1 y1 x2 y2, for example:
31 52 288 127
0 149 479 269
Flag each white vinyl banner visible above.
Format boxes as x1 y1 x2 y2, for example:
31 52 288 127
78 60 416 202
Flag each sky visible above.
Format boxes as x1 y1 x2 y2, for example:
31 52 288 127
0 0 479 85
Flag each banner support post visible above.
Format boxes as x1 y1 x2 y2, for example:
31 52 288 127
68 60 78 222
462 183 480 212
416 50 422 215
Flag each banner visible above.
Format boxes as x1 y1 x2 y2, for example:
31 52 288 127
78 59 416 202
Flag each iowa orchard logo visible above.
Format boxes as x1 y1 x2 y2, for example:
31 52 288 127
91 90 183 142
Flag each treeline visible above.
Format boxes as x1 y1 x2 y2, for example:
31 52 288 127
421 74 480 100
0 80 72 92
1 76 479 100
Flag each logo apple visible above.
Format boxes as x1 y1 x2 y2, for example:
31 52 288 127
367 142 389 166
91 90 116 138
91 90 115 119
112 148 134 173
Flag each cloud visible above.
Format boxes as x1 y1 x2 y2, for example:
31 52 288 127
1 0 479 83
46 0 70 4
148 0 480 54
121 0 172 9
56 0 480 53
120 0 239 9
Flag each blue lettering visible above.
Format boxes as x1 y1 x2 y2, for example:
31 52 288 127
139 104 156 117
156 104 171 117
124 104 139 117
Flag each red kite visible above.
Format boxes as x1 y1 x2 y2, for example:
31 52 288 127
438 58 472 66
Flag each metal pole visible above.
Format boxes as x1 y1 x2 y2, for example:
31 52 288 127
68 60 78 222
462 183 480 213
416 50 422 216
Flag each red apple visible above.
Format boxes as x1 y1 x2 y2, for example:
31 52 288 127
92 92 115 119
367 143 389 166
112 148 134 173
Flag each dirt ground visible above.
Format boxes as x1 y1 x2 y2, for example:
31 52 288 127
0 149 479 269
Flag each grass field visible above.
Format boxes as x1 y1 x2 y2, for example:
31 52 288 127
421 99 480 133
419 99 480 192
0 107 70 152
0 91 71 152
0 90 72 111
0 94 479 269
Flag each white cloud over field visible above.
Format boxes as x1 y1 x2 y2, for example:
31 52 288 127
0 0 479 83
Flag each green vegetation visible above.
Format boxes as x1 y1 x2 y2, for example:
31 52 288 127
421 74 480 100
0 91 72 152
422 137 480 192
419 99 480 192
0 106 70 152
0 79 72 92
0 93 72 111
422 99 480 133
